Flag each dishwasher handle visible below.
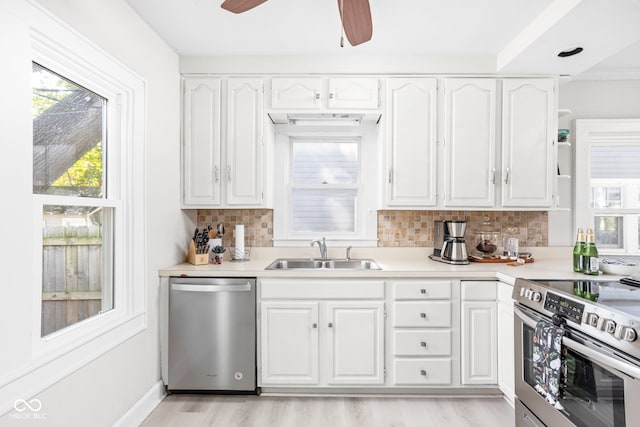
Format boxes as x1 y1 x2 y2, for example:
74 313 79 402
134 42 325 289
171 283 252 293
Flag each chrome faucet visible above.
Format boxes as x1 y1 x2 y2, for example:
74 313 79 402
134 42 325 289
346 246 352 261
311 237 328 260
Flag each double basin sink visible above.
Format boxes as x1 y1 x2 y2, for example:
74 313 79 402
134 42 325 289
266 258 381 270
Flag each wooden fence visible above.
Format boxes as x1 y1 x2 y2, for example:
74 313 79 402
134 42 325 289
42 225 103 336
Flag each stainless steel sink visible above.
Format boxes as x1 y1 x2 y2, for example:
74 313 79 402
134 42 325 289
265 258 381 270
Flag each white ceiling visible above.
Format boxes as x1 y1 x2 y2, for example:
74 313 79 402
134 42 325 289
125 0 640 78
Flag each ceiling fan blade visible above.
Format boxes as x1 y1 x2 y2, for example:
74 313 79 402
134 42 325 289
221 0 268 14
338 0 373 46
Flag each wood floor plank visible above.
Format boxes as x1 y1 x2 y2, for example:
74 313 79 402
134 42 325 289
140 395 515 427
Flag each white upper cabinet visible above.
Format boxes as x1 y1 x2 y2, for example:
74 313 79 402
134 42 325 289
443 79 497 207
182 78 222 206
501 78 557 207
271 77 379 110
226 77 264 206
385 78 438 207
182 76 265 208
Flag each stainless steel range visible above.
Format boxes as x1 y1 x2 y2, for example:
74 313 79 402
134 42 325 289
513 277 640 427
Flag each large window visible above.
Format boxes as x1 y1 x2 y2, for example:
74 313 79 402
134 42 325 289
273 124 378 245
576 120 640 254
33 64 115 336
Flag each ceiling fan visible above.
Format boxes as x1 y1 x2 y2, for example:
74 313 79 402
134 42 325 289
220 0 373 46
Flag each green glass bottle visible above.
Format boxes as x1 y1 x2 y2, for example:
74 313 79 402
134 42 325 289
581 228 600 275
573 228 585 272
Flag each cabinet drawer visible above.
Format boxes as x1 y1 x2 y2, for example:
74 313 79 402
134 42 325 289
392 281 451 300
393 330 451 356
393 302 451 327
393 359 452 385
461 281 497 301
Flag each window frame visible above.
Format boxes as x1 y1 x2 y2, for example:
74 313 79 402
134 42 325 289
29 22 146 360
273 124 379 246
575 119 640 255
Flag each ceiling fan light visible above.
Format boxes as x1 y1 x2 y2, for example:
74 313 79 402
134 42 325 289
557 47 584 58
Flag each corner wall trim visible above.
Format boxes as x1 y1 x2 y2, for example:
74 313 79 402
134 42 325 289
113 381 165 427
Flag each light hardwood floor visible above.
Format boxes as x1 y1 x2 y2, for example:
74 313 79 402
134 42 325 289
141 395 515 427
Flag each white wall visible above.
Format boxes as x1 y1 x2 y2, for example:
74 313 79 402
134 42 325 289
0 1 187 425
549 79 640 246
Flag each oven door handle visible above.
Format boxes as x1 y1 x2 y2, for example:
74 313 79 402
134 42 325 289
515 306 640 380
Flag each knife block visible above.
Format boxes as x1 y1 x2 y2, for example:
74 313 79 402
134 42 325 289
187 241 209 265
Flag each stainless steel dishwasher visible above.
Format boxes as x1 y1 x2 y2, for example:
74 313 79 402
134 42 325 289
168 277 256 392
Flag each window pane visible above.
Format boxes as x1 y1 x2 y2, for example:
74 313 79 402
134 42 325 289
32 63 106 197
591 186 622 208
594 215 623 249
292 189 356 232
292 141 358 184
42 205 113 336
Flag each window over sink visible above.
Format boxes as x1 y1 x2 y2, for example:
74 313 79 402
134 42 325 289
273 122 379 246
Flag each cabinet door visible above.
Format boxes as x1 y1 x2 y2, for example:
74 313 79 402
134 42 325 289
501 78 556 207
271 77 322 109
226 78 264 206
260 302 319 385
443 79 497 207
328 78 379 109
325 301 385 385
461 301 497 385
182 78 221 206
386 78 438 207
497 283 515 403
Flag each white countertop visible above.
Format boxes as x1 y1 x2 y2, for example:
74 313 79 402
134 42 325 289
159 247 612 283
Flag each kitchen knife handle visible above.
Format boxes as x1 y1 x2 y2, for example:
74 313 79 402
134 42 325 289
504 168 510 184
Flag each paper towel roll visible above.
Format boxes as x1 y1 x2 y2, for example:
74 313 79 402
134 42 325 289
235 224 245 260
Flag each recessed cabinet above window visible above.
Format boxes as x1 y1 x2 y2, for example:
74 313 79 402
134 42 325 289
271 77 379 110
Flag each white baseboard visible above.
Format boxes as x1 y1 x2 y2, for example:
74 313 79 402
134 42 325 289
113 380 166 427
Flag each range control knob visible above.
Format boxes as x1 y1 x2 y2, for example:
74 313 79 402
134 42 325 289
598 319 617 334
530 291 542 302
585 313 599 327
614 325 638 342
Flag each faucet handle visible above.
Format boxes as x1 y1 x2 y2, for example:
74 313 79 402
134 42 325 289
346 246 352 260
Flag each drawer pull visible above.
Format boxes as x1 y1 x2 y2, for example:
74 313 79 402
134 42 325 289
420 313 428 319
420 370 427 376
312 323 317 329
328 322 333 328
420 289 427 294
420 341 427 348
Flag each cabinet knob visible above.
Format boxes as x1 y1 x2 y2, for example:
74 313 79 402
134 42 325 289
420 289 427 294
314 92 320 100
312 323 317 329
420 341 427 348
420 370 427 376
328 322 333 328
420 313 428 319
329 92 335 99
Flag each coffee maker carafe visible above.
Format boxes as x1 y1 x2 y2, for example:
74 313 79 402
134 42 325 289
430 220 469 265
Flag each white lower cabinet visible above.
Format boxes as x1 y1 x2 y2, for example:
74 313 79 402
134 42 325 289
259 279 384 387
497 282 515 404
461 281 498 385
389 280 456 386
260 301 319 385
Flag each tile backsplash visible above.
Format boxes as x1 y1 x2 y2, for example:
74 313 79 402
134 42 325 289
197 209 548 248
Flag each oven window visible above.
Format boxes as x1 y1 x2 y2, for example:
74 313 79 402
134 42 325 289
522 325 626 427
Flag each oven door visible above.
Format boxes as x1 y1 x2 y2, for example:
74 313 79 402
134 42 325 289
514 304 640 427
